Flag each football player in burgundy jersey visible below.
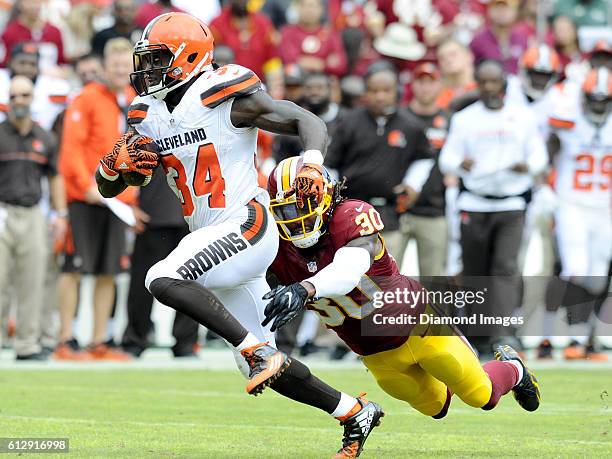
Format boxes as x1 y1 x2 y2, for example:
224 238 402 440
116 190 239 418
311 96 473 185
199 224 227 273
265 156 542 423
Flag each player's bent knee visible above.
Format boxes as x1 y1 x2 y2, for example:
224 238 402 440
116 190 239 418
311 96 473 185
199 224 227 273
459 381 493 408
145 261 176 292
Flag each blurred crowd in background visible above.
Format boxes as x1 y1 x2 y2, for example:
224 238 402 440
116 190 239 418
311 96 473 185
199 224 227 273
0 0 610 362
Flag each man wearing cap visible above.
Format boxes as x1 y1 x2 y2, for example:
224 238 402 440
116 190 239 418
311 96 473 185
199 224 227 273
0 42 69 130
325 63 432 264
0 75 67 360
469 0 529 75
394 63 449 277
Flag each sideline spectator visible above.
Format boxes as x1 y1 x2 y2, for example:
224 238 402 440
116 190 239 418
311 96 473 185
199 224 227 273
436 39 476 109
56 38 140 361
1 0 66 69
0 42 69 130
395 63 448 276
552 16 584 75
121 169 197 358
92 0 142 57
59 0 101 62
325 63 431 260
210 0 282 81
74 52 104 87
0 75 67 360
439 60 548 354
135 0 184 29
469 0 528 74
280 0 347 77
513 0 554 46
273 72 347 163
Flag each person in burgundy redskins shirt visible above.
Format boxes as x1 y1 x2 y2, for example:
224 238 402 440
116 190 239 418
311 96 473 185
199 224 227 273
1 0 66 69
264 156 541 420
469 0 529 74
280 0 347 77
209 0 282 81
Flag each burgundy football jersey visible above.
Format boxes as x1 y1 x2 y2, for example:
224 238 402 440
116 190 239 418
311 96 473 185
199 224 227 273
270 199 426 355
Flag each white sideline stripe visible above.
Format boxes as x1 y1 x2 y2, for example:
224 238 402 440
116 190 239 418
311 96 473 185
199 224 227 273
0 415 610 446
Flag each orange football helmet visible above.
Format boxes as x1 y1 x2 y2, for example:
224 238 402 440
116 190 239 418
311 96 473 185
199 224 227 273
131 12 214 99
581 67 611 126
519 44 562 100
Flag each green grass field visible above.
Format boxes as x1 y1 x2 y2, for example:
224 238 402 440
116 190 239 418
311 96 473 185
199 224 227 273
0 367 610 458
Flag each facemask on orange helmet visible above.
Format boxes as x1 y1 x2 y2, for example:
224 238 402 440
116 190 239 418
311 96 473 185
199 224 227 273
268 156 335 249
582 67 611 126
131 13 214 100
519 44 561 100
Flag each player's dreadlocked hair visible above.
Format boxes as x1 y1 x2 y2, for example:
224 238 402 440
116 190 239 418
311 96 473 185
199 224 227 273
328 176 347 219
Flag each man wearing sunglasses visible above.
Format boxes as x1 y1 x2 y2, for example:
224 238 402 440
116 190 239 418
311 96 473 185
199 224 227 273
0 75 67 360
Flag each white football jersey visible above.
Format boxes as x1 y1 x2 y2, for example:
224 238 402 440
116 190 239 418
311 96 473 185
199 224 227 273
550 102 611 209
130 64 264 231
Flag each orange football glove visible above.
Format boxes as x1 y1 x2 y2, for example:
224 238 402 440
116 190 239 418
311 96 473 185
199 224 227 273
285 164 326 208
100 133 158 177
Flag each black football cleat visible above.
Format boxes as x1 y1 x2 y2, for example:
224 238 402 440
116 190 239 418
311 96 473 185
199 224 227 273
334 395 384 458
241 343 290 396
495 344 540 412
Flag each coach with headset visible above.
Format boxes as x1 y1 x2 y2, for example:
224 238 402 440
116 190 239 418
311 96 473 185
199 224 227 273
439 60 548 353
325 61 432 262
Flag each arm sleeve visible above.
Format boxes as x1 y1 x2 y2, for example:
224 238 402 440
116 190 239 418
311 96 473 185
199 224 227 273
305 246 371 298
402 159 435 192
438 116 465 175
59 95 95 194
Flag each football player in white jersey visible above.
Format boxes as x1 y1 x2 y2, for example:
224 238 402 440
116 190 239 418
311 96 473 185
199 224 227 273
95 13 382 458
546 67 611 360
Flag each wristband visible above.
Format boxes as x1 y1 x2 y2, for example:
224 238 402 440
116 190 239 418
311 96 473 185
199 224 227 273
99 163 119 181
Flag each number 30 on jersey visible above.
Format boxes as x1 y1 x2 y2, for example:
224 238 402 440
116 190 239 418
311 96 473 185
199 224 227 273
161 143 226 216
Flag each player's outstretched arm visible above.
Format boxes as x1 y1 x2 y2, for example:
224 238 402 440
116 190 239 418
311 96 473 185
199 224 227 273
231 90 328 154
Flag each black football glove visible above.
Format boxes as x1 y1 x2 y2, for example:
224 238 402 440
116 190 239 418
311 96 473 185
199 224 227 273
261 283 310 332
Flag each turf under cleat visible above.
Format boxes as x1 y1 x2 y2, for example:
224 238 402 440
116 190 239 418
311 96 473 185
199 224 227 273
495 344 540 412
241 343 290 396
334 395 384 458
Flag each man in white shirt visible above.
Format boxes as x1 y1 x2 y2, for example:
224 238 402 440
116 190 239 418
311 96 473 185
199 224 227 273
439 60 548 354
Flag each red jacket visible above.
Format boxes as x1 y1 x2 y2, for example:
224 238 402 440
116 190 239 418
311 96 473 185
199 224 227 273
210 8 280 79
1 19 65 67
279 24 347 77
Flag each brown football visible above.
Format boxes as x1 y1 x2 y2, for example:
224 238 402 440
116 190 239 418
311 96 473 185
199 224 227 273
121 134 160 187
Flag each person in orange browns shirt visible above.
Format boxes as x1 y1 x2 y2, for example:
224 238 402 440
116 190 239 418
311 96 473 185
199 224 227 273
56 38 147 361
436 39 477 110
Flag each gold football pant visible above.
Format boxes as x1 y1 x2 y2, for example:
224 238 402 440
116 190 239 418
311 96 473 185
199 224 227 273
362 334 493 416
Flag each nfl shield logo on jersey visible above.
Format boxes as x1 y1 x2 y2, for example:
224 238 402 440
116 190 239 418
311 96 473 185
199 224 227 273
307 261 318 273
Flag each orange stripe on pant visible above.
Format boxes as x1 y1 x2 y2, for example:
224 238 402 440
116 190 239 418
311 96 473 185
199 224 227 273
241 200 268 245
